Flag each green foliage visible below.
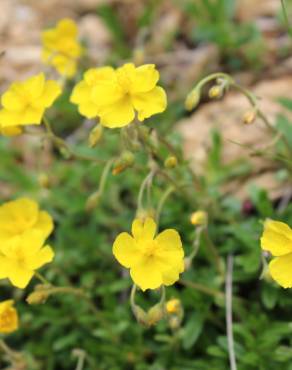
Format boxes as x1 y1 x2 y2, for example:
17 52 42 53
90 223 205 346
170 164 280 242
175 0 265 70
1 2 292 369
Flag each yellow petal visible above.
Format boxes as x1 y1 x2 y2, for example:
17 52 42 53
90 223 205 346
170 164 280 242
52 55 77 77
132 86 167 121
84 67 115 86
132 217 156 240
57 18 78 37
91 78 123 107
269 253 292 288
0 109 22 127
27 245 54 270
1 90 26 111
113 232 142 268
116 63 136 91
34 80 61 108
79 102 99 119
22 73 45 99
70 81 91 104
0 256 8 279
131 64 159 93
19 229 47 256
8 266 34 289
0 300 18 334
161 267 181 286
130 259 162 291
35 211 54 239
261 219 292 256
155 229 184 256
19 107 44 125
0 198 38 235
155 230 184 276
99 98 135 128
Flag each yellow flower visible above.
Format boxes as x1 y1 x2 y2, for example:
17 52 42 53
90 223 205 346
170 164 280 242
113 218 184 291
0 73 61 128
0 300 18 334
0 230 54 289
70 63 167 128
42 18 83 77
0 198 53 244
261 219 292 288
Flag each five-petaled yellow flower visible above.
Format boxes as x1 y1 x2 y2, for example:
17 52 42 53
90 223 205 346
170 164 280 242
42 18 83 77
113 218 184 291
0 300 19 334
70 63 167 128
0 230 54 289
261 219 292 288
0 73 61 130
0 198 53 244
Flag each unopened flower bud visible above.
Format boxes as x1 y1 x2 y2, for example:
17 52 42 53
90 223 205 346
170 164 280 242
112 151 135 175
38 173 50 188
88 125 103 148
146 304 165 326
209 85 223 99
122 150 135 166
85 191 100 212
133 48 145 65
185 88 201 111
26 290 50 305
164 156 178 169
165 299 181 314
59 146 71 159
184 256 192 270
133 305 148 326
190 210 208 226
243 110 257 125
168 315 181 330
136 208 156 220
138 126 150 141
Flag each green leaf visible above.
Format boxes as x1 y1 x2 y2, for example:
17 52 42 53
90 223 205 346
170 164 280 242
182 313 205 350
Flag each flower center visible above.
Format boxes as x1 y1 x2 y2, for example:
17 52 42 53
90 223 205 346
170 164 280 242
143 240 158 258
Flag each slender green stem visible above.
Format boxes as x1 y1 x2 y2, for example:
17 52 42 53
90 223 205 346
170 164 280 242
0 339 23 363
43 116 105 164
137 170 156 214
156 134 203 192
75 351 86 370
225 255 237 370
156 186 175 224
203 228 224 278
187 226 204 263
130 284 137 312
232 82 292 161
35 271 51 285
196 72 234 90
98 159 114 194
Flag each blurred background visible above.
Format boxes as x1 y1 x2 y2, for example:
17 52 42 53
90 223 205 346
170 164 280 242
1 1 292 370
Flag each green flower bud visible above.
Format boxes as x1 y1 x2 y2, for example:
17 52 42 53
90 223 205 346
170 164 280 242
85 191 100 212
164 156 178 169
208 85 223 99
146 304 165 326
88 125 103 148
185 88 201 111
